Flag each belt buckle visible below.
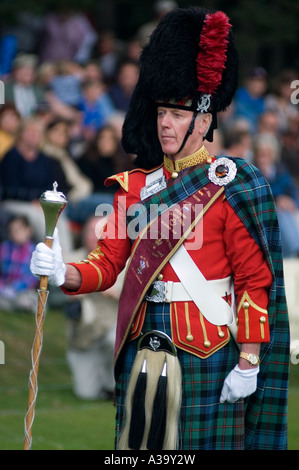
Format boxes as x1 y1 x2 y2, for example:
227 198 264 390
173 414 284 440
145 280 166 302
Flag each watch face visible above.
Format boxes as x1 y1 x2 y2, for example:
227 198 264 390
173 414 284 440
250 354 259 365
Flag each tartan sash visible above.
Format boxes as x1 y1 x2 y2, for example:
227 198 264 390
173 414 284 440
223 157 289 449
114 164 224 373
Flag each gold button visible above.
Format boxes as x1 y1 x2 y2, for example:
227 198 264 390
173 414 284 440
218 330 225 338
243 301 250 309
260 316 266 324
171 171 179 179
186 334 194 342
206 156 212 164
204 340 211 348
157 273 163 281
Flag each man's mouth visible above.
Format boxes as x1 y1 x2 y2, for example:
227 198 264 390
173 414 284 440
162 135 174 140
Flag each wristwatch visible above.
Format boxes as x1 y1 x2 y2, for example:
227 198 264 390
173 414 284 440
239 352 260 366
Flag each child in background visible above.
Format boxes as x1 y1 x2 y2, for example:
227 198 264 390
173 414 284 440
79 79 115 141
0 215 38 312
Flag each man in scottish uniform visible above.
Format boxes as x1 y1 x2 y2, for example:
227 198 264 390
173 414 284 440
31 7 289 450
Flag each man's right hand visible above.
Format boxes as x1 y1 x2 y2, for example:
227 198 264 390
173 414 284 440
30 228 66 287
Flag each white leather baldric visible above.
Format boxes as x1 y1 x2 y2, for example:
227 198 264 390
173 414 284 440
146 276 231 304
169 245 234 326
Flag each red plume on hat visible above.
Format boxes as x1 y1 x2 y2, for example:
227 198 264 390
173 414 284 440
196 11 232 96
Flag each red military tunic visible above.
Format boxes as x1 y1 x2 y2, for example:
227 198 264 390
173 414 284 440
62 146 272 358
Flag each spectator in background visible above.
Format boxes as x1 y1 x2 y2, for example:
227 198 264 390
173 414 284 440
94 30 125 83
124 37 142 64
0 104 21 161
36 61 57 89
39 8 97 64
253 133 299 257
41 118 93 203
265 69 299 135
223 119 253 161
4 54 45 117
47 60 83 108
66 112 89 161
37 60 82 122
0 116 72 253
67 125 122 225
281 115 299 186
77 124 124 193
83 61 104 83
109 60 140 113
0 215 38 312
0 116 60 202
64 215 123 400
79 79 115 142
232 67 268 133
257 110 280 136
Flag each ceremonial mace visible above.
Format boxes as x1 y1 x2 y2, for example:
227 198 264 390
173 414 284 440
23 182 67 450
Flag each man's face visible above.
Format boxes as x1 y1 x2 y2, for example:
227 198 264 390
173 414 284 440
157 106 204 159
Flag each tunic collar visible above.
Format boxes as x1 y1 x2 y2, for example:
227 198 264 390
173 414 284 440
163 145 211 173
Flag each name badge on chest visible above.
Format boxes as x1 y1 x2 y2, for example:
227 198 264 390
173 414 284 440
140 173 166 201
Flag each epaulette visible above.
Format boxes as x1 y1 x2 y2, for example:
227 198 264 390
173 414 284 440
105 171 130 192
105 166 163 193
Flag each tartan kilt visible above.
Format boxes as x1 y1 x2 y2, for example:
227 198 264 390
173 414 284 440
115 301 245 450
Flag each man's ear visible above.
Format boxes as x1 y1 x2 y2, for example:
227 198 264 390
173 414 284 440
197 113 212 137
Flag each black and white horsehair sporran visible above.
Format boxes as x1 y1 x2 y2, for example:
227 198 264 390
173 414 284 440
117 331 182 450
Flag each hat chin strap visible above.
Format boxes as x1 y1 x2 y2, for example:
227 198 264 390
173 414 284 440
174 111 212 156
173 110 198 156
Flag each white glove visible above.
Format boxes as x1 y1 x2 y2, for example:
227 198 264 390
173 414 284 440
30 228 66 286
220 364 259 403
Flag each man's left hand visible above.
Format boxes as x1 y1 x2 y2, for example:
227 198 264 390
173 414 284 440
220 365 259 403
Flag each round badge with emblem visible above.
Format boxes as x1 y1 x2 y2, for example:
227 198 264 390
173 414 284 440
208 157 237 186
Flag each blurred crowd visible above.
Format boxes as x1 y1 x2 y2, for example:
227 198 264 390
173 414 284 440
0 5 298 310
0 1 179 400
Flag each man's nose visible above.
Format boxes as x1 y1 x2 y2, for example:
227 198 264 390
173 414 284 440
160 114 171 127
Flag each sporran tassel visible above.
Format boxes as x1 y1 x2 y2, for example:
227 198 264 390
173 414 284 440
146 362 167 450
128 359 147 449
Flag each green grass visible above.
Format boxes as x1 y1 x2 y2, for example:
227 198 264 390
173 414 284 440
0 309 115 450
1 308 299 450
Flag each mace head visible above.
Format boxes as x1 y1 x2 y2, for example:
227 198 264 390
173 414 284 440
39 182 68 238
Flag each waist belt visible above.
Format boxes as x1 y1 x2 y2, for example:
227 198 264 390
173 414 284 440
145 276 232 304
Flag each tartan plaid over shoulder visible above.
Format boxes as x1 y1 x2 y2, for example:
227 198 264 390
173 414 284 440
224 157 289 449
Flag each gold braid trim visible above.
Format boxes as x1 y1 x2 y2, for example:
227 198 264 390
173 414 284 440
163 145 211 172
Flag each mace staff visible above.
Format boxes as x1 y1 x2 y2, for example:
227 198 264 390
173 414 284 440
23 182 67 450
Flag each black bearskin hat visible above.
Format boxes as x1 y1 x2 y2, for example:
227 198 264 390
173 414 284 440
122 6 239 169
